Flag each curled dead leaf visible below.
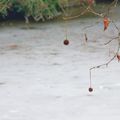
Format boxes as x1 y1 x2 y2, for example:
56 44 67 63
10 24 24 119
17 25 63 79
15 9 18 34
104 17 110 31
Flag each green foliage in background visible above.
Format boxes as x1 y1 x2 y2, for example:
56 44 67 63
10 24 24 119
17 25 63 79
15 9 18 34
0 0 11 16
0 0 62 22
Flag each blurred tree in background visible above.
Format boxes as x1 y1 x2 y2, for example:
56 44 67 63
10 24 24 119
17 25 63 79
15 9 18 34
0 0 118 22
0 0 63 22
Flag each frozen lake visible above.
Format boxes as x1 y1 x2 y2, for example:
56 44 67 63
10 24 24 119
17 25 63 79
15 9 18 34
0 6 120 120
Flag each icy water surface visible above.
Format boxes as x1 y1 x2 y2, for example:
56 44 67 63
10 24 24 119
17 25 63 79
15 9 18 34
0 6 120 120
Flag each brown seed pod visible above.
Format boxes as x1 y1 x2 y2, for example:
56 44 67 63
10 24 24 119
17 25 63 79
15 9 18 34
64 39 69 45
88 87 93 92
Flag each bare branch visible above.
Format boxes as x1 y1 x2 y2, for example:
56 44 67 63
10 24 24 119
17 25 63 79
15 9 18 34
63 6 90 20
62 0 118 21
89 22 120 88
104 37 118 45
88 7 104 17
111 20 120 33
89 41 120 87
106 0 118 15
82 20 101 30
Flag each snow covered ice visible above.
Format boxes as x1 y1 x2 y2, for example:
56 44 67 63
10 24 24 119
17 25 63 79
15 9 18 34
0 8 120 120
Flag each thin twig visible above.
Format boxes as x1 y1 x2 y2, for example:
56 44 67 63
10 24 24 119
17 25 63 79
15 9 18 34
63 6 90 20
88 7 104 17
90 41 120 71
62 0 118 21
104 37 118 45
111 20 120 33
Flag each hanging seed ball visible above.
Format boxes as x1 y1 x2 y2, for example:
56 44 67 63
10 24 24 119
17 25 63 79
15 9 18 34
64 39 69 45
88 87 93 92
